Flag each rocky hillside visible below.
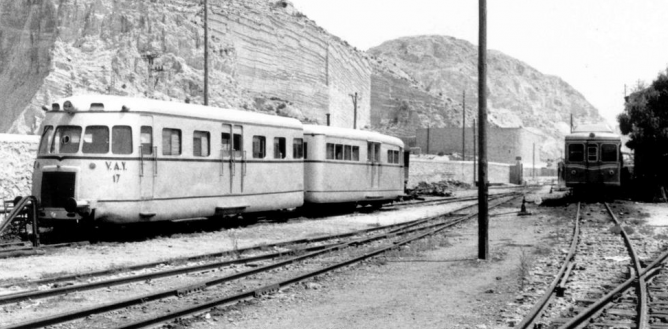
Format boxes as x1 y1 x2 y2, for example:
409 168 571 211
368 35 605 159
0 1 603 161
0 0 371 134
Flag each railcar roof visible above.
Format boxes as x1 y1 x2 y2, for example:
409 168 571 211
565 131 621 141
572 123 614 133
303 124 404 147
53 95 303 129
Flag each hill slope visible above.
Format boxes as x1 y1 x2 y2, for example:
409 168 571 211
368 35 605 159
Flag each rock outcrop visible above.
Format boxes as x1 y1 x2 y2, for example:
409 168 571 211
1 0 370 134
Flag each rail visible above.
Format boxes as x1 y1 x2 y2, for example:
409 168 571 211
516 202 581 329
0 194 521 329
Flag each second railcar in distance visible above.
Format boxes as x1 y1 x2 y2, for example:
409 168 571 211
563 124 622 189
302 124 405 208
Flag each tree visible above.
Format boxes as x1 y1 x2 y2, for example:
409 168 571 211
617 69 668 199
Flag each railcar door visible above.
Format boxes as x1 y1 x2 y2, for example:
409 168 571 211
221 124 244 195
139 115 155 213
367 142 381 189
585 143 599 184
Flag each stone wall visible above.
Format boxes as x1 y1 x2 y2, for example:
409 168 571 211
416 127 545 165
407 156 512 188
0 134 39 201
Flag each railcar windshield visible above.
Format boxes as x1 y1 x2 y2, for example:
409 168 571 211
82 126 109 154
601 144 618 162
112 126 133 155
567 144 584 162
38 126 53 154
50 126 82 154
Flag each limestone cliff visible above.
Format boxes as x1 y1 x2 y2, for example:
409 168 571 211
368 35 605 159
0 0 370 134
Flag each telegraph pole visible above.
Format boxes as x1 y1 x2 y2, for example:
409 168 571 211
350 92 358 129
462 90 466 161
203 0 209 105
477 0 489 260
473 118 476 184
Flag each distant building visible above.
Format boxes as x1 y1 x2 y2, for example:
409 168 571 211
416 127 543 165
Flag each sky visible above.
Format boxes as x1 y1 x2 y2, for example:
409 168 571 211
289 0 668 127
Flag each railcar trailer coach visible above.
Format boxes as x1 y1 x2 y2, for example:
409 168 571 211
563 124 622 189
33 95 305 224
302 125 405 207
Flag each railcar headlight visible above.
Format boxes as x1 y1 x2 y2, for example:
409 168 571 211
609 170 614 175
571 170 576 175
90 163 96 169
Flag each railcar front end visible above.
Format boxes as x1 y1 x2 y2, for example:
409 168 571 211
32 95 305 225
563 130 622 189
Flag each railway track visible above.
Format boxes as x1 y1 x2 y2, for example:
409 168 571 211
0 188 524 259
0 191 526 329
516 201 667 329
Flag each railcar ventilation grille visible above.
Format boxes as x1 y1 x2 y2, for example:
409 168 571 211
41 172 76 208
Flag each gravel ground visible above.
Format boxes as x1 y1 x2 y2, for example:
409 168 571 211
178 190 553 329
1 186 569 329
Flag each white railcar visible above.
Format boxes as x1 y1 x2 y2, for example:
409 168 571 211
33 95 305 224
302 124 405 206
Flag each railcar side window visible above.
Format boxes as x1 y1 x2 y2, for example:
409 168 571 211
233 134 242 157
601 144 617 162
388 150 401 164
568 144 584 162
112 126 133 155
222 133 243 157
141 126 153 155
352 146 360 161
51 126 82 154
162 128 182 155
335 144 343 160
252 136 266 158
293 138 304 159
82 126 109 154
367 142 380 162
39 126 53 154
304 142 308 159
274 137 286 159
193 131 210 157
344 145 352 160
587 146 598 162
326 143 335 159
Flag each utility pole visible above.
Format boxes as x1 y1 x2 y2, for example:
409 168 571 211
350 92 358 129
203 0 209 105
462 90 466 161
570 114 573 133
477 0 489 260
426 125 431 154
473 118 476 184
533 143 536 181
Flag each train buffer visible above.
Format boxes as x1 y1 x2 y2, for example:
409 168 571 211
0 196 40 247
